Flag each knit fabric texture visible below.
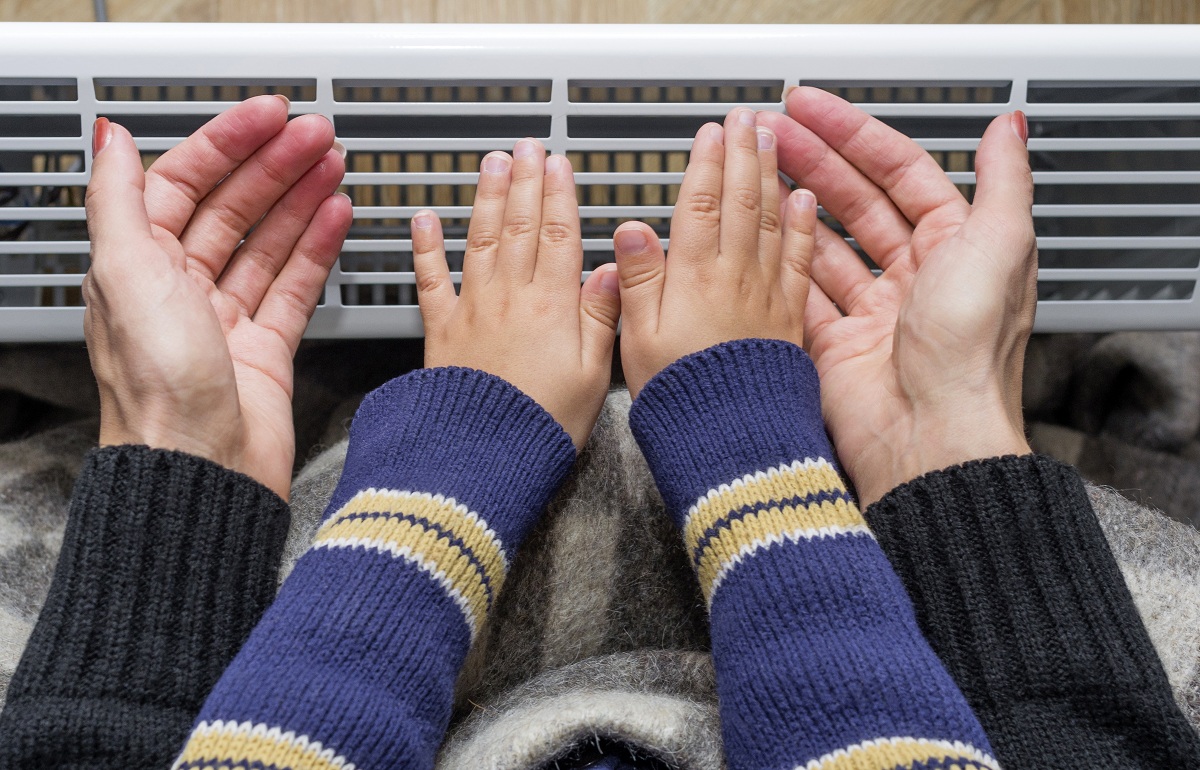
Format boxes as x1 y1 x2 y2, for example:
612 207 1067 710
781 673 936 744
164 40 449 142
864 454 1200 769
173 366 576 770
628 339 998 770
0 444 291 769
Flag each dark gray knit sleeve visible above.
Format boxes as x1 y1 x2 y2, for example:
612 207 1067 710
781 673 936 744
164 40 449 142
0 445 290 769
864 454 1200 769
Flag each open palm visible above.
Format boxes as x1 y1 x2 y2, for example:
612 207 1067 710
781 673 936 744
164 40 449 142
759 88 1037 506
84 97 351 499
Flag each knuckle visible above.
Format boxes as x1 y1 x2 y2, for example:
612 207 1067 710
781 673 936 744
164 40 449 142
682 191 722 222
467 233 501 255
729 185 760 215
416 272 446 295
502 215 538 241
539 221 577 248
759 207 782 235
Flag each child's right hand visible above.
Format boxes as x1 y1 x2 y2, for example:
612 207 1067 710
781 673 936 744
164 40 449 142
412 140 621 450
614 108 818 398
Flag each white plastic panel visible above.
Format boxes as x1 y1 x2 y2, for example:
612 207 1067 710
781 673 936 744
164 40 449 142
1 23 1199 340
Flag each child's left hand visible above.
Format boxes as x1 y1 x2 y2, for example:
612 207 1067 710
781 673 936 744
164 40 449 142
412 140 621 450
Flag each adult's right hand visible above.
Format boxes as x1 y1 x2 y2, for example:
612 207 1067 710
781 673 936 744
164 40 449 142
83 96 351 500
758 88 1037 507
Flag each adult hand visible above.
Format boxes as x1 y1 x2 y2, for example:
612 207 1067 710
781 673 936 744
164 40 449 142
412 139 621 450
614 107 817 398
84 96 351 500
758 87 1036 507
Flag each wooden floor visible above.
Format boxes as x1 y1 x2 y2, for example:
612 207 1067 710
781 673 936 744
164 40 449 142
1 0 1197 24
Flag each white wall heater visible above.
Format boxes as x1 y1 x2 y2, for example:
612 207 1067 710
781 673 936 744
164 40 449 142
1 23 1198 341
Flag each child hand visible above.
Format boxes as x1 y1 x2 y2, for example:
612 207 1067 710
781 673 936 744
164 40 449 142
84 96 350 500
614 108 817 397
412 140 621 450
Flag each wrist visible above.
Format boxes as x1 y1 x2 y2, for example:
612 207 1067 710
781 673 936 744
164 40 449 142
98 421 243 475
851 405 1030 508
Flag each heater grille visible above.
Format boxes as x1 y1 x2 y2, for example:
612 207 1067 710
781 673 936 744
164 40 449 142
1 24 1199 340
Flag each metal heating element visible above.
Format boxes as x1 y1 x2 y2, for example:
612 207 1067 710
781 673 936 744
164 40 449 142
1 24 1199 341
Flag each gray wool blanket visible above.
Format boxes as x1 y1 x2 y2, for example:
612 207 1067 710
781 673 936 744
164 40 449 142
1 332 1200 767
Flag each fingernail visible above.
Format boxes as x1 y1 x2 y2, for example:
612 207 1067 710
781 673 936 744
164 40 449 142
598 266 620 295
413 210 435 230
482 152 511 174
1011 110 1028 145
756 127 775 150
793 189 817 211
783 85 798 101
91 117 111 156
514 138 540 159
545 154 566 174
337 192 354 204
705 123 724 145
332 140 347 159
614 227 648 253
273 93 291 110
738 108 756 126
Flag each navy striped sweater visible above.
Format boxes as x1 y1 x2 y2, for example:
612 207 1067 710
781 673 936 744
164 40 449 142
174 339 998 770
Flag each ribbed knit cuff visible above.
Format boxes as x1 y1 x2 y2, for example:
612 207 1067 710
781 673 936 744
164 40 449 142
332 366 576 548
865 454 1200 768
0 445 290 766
628 339 832 519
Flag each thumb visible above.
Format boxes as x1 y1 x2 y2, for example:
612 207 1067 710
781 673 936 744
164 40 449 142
579 263 621 366
612 222 665 331
971 112 1034 231
85 118 153 254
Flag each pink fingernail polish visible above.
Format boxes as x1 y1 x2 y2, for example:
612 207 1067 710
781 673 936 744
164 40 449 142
482 153 511 174
757 127 775 150
614 227 648 253
1012 111 1029 145
92 117 111 156
793 189 817 210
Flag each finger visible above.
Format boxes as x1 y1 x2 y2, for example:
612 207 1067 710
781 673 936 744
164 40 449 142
668 123 724 266
215 148 345 316
718 107 762 265
971 112 1035 233
785 86 970 227
462 152 513 291
143 94 291 237
757 125 782 279
758 109 914 270
613 222 665 332
534 154 584 286
252 192 352 354
412 209 456 328
579 263 621 367
803 279 843 358
497 138 546 284
779 188 817 313
810 220 877 316
85 120 155 255
179 114 336 282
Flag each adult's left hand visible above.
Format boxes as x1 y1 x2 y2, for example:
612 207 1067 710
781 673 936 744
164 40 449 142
758 88 1036 507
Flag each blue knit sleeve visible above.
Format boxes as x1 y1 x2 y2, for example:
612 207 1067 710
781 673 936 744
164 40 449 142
629 339 1000 770
172 367 575 770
